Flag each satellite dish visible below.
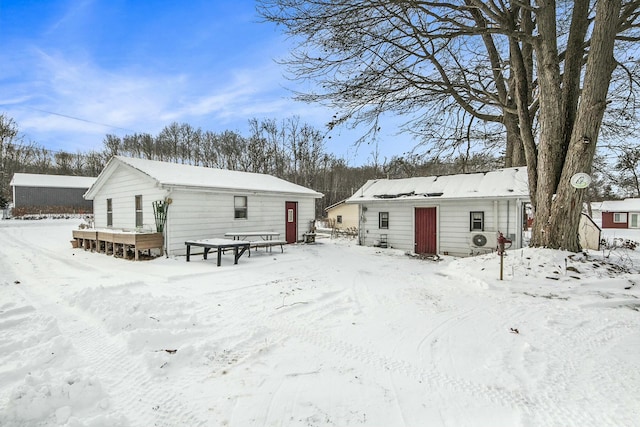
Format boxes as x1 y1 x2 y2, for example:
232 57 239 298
570 173 592 189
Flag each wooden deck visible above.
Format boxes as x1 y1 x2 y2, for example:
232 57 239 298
72 229 163 260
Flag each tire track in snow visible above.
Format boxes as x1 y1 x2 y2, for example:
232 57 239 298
533 313 640 427
450 284 639 426
27 280 216 426
268 310 634 426
0 229 211 426
434 268 639 425
482 286 640 427
269 315 532 402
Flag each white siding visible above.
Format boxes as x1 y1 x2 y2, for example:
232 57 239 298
165 189 317 255
359 202 414 250
296 199 317 241
358 198 526 257
91 163 319 257
92 165 166 231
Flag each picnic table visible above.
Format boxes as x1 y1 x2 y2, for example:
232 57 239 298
224 231 287 254
184 238 250 266
224 231 281 241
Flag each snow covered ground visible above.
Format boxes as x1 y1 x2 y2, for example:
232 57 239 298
0 219 639 426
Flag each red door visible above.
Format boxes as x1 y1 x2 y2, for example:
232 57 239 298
415 207 437 254
285 202 297 243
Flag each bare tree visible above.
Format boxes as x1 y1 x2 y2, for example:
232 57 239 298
157 122 182 162
84 151 106 177
177 123 201 165
198 131 220 168
258 0 640 251
54 152 74 175
0 114 19 156
257 0 530 166
249 118 287 176
613 145 640 196
0 114 20 197
102 134 122 159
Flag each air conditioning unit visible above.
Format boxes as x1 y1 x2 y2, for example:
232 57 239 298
469 231 497 248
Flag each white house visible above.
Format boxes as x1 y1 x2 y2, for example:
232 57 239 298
346 167 529 257
84 156 323 256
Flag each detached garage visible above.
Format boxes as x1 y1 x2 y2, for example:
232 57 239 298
84 156 323 256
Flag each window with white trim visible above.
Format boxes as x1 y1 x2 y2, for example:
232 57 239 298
470 211 484 231
379 212 389 229
135 195 143 227
613 212 627 223
234 196 248 219
107 198 113 227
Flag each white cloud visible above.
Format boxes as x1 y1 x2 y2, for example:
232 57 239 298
36 51 181 129
1 43 406 163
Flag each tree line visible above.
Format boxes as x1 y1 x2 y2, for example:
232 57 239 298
2 113 522 216
1 112 635 218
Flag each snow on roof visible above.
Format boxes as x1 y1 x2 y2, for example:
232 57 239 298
600 198 640 212
346 167 529 202
10 173 96 189
324 199 347 211
103 156 323 197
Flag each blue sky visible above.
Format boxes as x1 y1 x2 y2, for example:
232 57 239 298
0 0 415 165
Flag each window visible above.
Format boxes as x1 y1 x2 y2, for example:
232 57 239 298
337 215 343 224
107 199 113 227
234 196 247 219
379 212 389 229
613 212 627 223
135 195 143 227
470 211 484 231
631 213 640 228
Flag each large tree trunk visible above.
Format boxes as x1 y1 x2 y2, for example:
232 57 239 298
545 0 621 251
530 0 564 247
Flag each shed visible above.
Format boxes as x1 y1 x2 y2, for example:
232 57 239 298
579 213 601 250
346 167 530 257
599 198 640 229
10 173 96 216
84 156 323 256
324 199 359 231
